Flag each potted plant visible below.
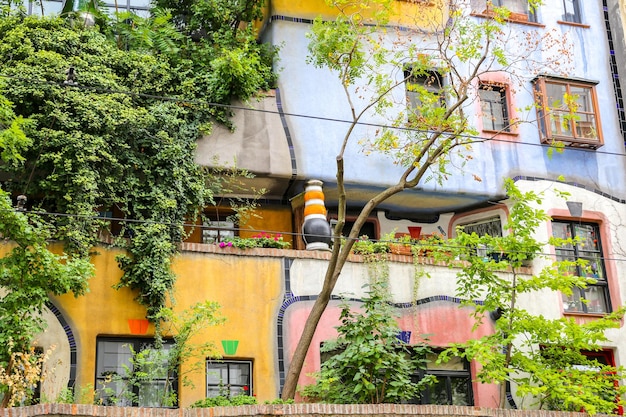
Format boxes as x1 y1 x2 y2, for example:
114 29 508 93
390 233 414 256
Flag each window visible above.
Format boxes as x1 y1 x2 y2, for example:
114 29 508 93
412 352 473 406
202 208 237 244
534 77 602 148
26 0 63 15
321 345 473 406
552 221 610 314
479 84 510 132
99 0 151 17
405 69 445 109
460 217 503 237
95 338 177 407
206 360 252 397
329 216 379 240
473 0 537 22
561 0 581 23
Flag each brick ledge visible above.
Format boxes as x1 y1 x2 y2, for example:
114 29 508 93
0 404 596 417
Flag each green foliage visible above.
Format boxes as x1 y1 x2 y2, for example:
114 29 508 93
0 10 276 320
220 233 291 249
97 343 177 407
437 179 625 414
301 281 434 404
190 394 257 408
264 398 295 405
350 235 390 255
0 86 93 405
98 302 224 406
155 301 225 388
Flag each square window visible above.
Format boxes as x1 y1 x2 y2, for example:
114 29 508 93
202 208 238 244
479 84 510 132
562 0 581 23
533 77 603 148
405 69 445 109
412 351 473 406
552 221 610 314
95 337 178 407
206 360 253 397
473 0 538 23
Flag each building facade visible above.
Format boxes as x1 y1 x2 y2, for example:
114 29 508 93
27 0 626 410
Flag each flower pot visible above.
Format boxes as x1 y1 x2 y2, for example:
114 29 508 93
408 226 422 239
222 340 239 355
128 319 149 335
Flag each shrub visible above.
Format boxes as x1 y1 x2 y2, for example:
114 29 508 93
190 394 257 407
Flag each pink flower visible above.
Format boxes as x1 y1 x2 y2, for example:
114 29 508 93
219 242 226 248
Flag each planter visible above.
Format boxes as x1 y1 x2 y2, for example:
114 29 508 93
390 243 412 256
222 340 239 355
127 319 149 335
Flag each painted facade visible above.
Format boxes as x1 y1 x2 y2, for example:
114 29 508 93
21 0 626 411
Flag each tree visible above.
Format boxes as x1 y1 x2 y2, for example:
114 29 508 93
301 279 434 404
282 0 562 399
0 83 93 406
437 179 625 414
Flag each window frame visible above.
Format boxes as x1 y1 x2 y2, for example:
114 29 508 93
476 0 538 23
478 83 511 133
551 220 611 314
95 337 178 407
404 68 445 110
533 76 603 149
561 0 582 24
202 207 238 244
206 359 253 398
412 351 474 406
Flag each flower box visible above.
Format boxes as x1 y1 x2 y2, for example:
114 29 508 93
390 243 412 256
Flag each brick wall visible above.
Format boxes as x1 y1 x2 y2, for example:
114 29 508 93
0 404 600 417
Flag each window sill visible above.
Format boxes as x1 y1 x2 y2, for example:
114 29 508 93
563 311 610 324
557 20 590 29
541 137 603 149
482 129 518 137
470 11 545 27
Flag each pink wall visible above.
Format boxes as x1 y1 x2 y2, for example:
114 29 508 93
283 300 499 407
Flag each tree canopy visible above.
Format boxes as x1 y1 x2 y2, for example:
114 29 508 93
0 1 276 319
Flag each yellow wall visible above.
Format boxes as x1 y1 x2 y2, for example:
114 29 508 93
186 206 294 246
239 206 293 244
269 0 447 28
50 245 284 406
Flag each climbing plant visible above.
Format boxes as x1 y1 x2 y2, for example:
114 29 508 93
0 7 276 319
0 85 93 405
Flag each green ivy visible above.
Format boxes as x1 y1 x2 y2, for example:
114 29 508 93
0 9 277 320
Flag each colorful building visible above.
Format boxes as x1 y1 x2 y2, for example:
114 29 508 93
24 0 626 410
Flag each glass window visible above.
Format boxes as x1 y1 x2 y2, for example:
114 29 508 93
534 77 602 149
206 360 252 397
552 221 610 314
95 338 177 407
405 69 445 109
562 0 581 23
479 84 510 132
473 0 538 22
202 208 237 244
412 352 473 406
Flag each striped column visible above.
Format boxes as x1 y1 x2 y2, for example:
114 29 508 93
302 179 332 251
